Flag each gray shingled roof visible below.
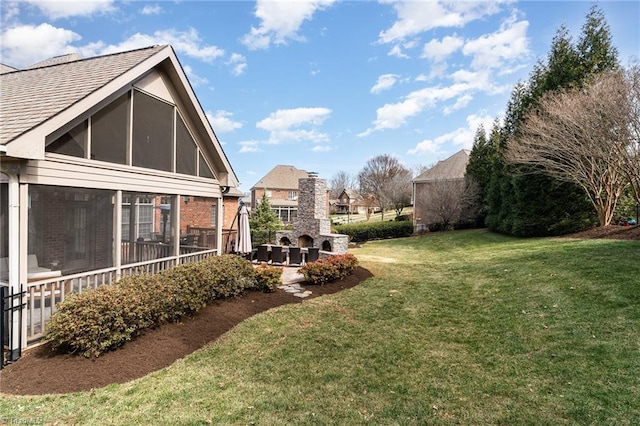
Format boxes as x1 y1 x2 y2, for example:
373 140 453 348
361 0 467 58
0 45 166 145
251 165 309 190
414 149 470 182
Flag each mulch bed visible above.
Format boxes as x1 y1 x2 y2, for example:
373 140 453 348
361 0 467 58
0 267 373 396
562 224 640 240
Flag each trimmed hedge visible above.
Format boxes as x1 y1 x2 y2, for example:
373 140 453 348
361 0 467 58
299 253 359 285
46 255 256 358
334 220 413 243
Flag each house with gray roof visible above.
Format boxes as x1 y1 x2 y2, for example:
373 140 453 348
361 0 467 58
0 45 240 358
250 165 310 223
413 149 470 230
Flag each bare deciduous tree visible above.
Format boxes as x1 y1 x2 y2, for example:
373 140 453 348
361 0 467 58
506 70 633 226
618 65 640 205
358 154 409 221
329 171 356 199
385 168 413 217
414 179 466 229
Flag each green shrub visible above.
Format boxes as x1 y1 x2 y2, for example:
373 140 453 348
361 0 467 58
334 221 413 242
46 255 257 357
299 253 359 285
253 264 282 292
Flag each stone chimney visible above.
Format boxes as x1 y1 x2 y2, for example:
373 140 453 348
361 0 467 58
295 176 331 236
275 174 349 255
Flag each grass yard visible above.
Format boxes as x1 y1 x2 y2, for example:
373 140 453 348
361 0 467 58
1 229 639 425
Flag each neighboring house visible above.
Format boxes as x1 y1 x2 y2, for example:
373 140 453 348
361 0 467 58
250 165 309 224
413 149 470 230
0 45 240 357
332 189 368 215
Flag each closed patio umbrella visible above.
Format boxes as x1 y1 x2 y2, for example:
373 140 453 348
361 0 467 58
235 204 252 254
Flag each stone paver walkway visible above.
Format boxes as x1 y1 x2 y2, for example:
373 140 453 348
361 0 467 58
279 267 312 298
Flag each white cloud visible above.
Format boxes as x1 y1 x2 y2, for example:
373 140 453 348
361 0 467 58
76 28 225 64
462 16 530 71
371 74 399 94
183 64 209 87
0 23 81 67
312 145 332 152
406 139 441 156
1 24 225 68
239 141 261 153
104 28 224 63
207 110 243 133
241 0 335 50
227 53 247 76
140 5 163 16
407 112 495 156
443 94 473 115
24 0 116 19
387 44 409 59
378 0 508 44
359 83 471 136
421 35 464 62
257 107 331 143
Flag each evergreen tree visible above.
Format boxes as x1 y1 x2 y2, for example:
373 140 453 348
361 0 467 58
249 194 283 245
577 6 619 76
484 6 616 236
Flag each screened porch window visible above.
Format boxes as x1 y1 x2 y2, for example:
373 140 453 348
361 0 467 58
198 154 214 178
46 88 218 180
180 196 217 250
28 186 115 275
91 93 129 164
176 115 197 175
132 91 174 172
122 193 172 265
46 120 87 158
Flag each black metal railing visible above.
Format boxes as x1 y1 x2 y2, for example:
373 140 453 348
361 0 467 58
1 285 25 369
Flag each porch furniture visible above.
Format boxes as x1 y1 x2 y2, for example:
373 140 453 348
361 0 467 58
288 246 303 266
270 245 286 265
0 255 62 282
306 247 320 263
256 245 270 263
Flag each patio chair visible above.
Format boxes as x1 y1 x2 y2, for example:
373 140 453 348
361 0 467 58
270 245 286 265
306 247 320 263
256 245 270 263
288 246 302 266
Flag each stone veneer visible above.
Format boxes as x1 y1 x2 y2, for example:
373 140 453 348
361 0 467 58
276 176 349 256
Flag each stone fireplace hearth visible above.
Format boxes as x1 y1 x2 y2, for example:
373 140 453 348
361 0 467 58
276 175 349 256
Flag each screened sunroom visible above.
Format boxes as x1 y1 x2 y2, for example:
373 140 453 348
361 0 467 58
0 45 239 357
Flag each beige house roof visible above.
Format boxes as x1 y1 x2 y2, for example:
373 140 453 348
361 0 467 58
0 45 165 147
251 165 309 190
0 64 18 74
414 149 470 182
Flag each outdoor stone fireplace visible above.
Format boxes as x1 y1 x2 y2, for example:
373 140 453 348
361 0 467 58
276 175 349 255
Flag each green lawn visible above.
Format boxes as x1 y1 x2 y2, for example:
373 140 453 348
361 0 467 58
1 229 639 425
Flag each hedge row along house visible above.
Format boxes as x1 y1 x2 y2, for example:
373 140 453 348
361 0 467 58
0 45 241 361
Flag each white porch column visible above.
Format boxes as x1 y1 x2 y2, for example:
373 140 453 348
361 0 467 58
216 197 223 255
114 190 122 280
2 171 22 356
18 182 28 351
173 195 181 262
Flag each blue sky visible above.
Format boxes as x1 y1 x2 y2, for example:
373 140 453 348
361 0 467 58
1 1 638 192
